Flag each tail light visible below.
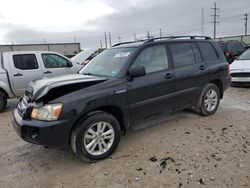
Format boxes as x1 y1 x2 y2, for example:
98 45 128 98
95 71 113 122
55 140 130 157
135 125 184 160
224 51 232 58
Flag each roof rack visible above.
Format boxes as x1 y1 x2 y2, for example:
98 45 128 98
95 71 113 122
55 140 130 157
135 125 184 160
112 39 147 47
112 35 212 47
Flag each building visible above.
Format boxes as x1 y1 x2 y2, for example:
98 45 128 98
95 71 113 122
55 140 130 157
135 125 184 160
0 43 81 58
215 34 250 44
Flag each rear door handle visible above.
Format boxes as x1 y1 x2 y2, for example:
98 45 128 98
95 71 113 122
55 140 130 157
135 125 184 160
44 71 52 74
13 73 23 77
165 73 173 79
199 65 205 70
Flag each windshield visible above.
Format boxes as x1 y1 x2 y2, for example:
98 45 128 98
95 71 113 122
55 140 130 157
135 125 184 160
79 47 135 77
238 49 250 60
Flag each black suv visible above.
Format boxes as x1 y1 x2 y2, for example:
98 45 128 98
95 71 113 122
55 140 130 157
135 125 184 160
12 36 231 162
218 40 248 63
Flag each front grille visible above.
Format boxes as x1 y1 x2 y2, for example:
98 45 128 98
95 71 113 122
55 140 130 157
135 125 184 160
230 72 250 77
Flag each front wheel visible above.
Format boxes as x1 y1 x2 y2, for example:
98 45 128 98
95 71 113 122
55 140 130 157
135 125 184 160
195 83 220 116
71 112 121 162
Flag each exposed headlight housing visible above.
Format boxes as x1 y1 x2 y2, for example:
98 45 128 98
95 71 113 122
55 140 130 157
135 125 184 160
31 103 62 121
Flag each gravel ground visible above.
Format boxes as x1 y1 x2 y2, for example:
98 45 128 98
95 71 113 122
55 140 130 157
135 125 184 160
0 87 249 188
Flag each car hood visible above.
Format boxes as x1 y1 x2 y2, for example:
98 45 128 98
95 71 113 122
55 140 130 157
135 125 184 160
27 74 108 101
230 60 250 71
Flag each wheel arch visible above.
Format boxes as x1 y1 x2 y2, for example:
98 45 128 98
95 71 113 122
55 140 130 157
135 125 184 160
0 87 9 99
69 105 126 144
209 79 223 99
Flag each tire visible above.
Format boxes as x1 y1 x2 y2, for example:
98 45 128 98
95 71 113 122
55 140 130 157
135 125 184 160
195 83 220 116
71 112 121 162
0 91 7 113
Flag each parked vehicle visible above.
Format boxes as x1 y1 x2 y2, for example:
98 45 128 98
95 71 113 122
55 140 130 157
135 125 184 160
230 48 250 85
0 51 79 112
218 40 248 64
71 48 104 70
12 36 231 162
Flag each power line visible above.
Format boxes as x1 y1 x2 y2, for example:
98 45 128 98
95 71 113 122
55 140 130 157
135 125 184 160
244 13 248 35
211 2 220 39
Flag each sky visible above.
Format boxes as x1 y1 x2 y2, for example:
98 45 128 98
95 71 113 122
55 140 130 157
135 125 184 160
0 0 249 49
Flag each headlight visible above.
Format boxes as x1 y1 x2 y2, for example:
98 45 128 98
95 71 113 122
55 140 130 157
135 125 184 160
31 103 62 121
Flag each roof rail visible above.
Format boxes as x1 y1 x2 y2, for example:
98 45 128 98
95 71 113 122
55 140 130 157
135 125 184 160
144 35 211 44
112 39 147 47
112 35 212 47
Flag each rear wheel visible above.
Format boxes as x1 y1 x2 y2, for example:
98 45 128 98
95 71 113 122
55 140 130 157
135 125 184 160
0 91 7 113
71 112 121 162
195 83 220 116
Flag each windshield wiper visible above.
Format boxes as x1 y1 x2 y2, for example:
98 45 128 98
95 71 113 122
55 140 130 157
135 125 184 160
82 72 107 78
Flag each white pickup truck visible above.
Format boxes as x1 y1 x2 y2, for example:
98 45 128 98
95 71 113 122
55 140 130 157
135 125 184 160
0 51 79 112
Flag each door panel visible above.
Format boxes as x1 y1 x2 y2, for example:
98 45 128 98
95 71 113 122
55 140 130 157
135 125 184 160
127 70 175 122
126 45 175 123
168 42 206 111
8 53 44 96
40 53 74 77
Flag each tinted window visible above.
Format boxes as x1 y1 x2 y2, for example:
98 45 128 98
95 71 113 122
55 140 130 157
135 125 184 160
42 54 71 68
132 45 169 74
218 42 227 51
198 42 218 61
169 43 196 68
13 54 38 70
227 42 242 52
191 43 202 62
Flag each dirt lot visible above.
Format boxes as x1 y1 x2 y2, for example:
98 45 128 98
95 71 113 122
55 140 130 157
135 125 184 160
0 87 249 188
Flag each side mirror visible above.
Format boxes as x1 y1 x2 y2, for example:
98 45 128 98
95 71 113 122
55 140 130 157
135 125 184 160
128 66 146 78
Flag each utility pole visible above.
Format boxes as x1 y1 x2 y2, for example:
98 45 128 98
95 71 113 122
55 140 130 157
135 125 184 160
104 32 107 49
108 32 111 47
100 40 103 49
244 13 248 35
134 34 137 41
159 28 162 38
211 2 220 39
147 31 150 39
201 7 205 35
118 36 121 43
74 36 77 43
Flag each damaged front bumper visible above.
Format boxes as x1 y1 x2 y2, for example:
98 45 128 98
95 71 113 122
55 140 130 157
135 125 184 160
12 108 75 148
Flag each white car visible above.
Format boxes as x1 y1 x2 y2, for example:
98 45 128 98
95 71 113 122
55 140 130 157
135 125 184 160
230 48 250 85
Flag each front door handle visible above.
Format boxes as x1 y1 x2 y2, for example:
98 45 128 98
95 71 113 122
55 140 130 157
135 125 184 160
44 71 52 74
165 73 172 79
13 73 23 77
199 65 205 70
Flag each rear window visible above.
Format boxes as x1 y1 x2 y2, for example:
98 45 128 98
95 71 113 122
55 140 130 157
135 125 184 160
218 42 227 51
169 42 196 68
13 54 39 70
198 42 218 61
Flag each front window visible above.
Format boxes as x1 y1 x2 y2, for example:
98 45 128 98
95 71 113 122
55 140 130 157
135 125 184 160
238 49 250 60
79 48 135 77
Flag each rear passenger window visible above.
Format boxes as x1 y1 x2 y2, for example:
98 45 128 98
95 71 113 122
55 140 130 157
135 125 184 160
198 42 218 61
169 43 196 68
13 54 38 70
191 43 202 63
